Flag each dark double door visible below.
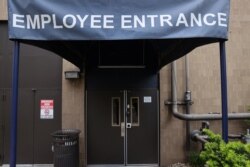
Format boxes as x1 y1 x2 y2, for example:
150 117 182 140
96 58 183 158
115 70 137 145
87 89 159 166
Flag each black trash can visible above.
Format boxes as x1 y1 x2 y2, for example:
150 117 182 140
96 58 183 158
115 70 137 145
51 129 81 167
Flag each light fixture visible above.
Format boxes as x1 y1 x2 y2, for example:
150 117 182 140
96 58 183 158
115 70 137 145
64 71 81 79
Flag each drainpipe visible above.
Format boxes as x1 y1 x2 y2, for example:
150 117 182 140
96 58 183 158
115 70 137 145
184 56 191 152
168 61 250 121
171 61 178 117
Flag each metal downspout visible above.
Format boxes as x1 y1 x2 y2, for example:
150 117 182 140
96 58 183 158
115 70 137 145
184 56 191 152
170 62 250 121
171 61 178 118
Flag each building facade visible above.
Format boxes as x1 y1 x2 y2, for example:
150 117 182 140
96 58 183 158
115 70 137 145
1 0 250 166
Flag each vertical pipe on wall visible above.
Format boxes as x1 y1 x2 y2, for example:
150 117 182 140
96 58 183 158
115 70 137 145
171 61 177 115
185 56 190 100
184 56 191 152
10 41 20 167
219 41 228 143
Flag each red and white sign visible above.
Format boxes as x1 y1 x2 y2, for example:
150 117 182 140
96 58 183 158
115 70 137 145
40 100 54 119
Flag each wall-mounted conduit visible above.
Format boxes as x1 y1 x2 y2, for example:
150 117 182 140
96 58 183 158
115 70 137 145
166 61 250 121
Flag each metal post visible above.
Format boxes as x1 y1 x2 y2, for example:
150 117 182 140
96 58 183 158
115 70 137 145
10 41 20 167
219 41 228 143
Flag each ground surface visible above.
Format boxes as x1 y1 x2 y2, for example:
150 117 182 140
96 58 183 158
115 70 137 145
168 163 190 167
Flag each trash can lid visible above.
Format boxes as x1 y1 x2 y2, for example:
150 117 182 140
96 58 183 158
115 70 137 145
51 129 81 138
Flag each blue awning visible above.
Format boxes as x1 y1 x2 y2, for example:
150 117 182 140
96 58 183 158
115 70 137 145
8 0 230 69
9 0 229 40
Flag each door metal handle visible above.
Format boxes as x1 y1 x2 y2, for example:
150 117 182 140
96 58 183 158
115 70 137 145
121 122 125 137
126 104 132 128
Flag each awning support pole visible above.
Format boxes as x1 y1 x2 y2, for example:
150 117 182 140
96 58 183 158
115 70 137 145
10 41 20 167
220 41 228 143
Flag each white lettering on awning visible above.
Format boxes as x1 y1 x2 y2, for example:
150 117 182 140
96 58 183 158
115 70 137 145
12 13 228 30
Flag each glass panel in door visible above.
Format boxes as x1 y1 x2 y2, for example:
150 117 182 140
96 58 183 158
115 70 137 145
87 90 124 165
87 89 159 165
127 90 158 165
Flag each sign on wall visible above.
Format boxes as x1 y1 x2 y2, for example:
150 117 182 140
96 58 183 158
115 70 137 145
144 96 152 103
40 100 54 119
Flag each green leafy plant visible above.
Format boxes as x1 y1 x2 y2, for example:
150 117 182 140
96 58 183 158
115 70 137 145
199 129 250 167
188 151 204 167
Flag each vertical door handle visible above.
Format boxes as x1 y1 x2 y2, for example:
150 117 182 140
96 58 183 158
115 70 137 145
121 122 125 137
126 104 132 128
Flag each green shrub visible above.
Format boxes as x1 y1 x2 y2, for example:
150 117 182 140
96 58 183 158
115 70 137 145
188 151 204 167
199 129 250 167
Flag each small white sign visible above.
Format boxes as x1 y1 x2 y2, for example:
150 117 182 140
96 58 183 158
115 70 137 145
40 100 54 119
144 96 152 103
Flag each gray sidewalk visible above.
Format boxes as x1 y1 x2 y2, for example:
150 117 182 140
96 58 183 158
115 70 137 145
1 165 53 167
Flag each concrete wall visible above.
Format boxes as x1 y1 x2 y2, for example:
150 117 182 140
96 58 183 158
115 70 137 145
62 60 85 166
0 0 7 20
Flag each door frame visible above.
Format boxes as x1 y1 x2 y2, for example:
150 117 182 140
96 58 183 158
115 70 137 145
85 89 160 166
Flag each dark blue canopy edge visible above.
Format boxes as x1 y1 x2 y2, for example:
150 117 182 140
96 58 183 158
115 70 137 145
8 0 230 69
19 38 219 71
